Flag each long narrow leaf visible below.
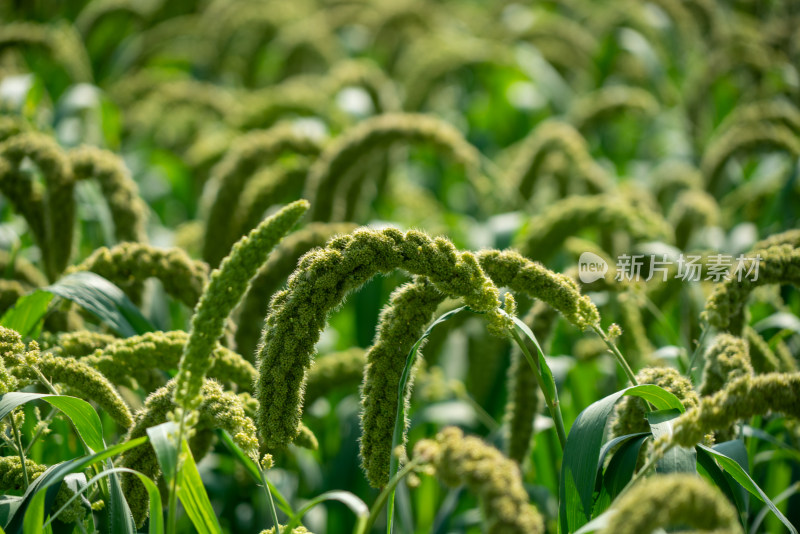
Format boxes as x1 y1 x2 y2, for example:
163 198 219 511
44 467 163 534
177 439 222 534
4 438 148 534
697 444 796 534
696 447 747 525
594 433 649 515
0 393 104 453
387 306 468 533
558 384 686 533
283 491 368 533
21 493 44 534
148 423 222 533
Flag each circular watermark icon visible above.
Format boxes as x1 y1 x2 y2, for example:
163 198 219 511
578 252 608 283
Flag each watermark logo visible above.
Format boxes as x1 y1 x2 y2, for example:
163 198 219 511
577 251 763 283
578 252 608 283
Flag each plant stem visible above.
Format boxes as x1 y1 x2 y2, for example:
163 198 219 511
362 459 421 534
9 414 29 489
31 366 60 395
593 325 638 385
260 469 280 532
509 328 567 450
24 407 56 455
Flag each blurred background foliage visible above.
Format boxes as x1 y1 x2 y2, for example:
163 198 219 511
1 0 799 532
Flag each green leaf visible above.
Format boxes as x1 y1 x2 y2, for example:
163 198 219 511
0 497 22 526
106 467 136 534
147 423 222 534
0 291 53 338
573 510 614 534
283 491 368 533
510 314 559 404
44 272 153 337
558 384 686 534
216 430 293 518
177 439 222 534
21 492 44 534
146 423 179 483
696 447 747 525
594 433 649 515
44 467 162 534
0 393 104 453
697 444 796 534
388 306 469 533
4 438 147 534
646 409 696 474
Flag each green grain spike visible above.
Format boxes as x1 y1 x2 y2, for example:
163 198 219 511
413 427 544 534
599 474 741 534
255 227 506 451
11 353 132 429
700 334 753 396
0 132 74 280
303 113 488 222
83 330 255 393
702 244 800 335
508 120 613 201
235 222 357 357
476 249 601 330
174 200 308 410
121 379 259 526
202 125 322 266
513 194 673 262
70 243 209 309
69 145 148 244
359 277 446 487
505 301 557 464
671 372 800 447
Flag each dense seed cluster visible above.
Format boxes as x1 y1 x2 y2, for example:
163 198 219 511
70 243 209 308
121 379 259 525
360 277 447 487
174 200 308 409
255 227 508 450
670 373 800 447
699 334 753 396
702 244 800 335
413 427 544 534
235 221 357 356
504 301 557 464
83 330 255 392
600 474 742 534
514 194 673 261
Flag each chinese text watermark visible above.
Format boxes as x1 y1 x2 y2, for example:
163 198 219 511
578 253 762 284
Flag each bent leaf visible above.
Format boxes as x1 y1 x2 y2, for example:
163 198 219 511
697 444 796 534
44 272 153 337
558 384 686 534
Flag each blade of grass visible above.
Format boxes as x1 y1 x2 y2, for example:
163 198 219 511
43 467 162 534
4 438 148 534
386 306 468 534
697 444 796 534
